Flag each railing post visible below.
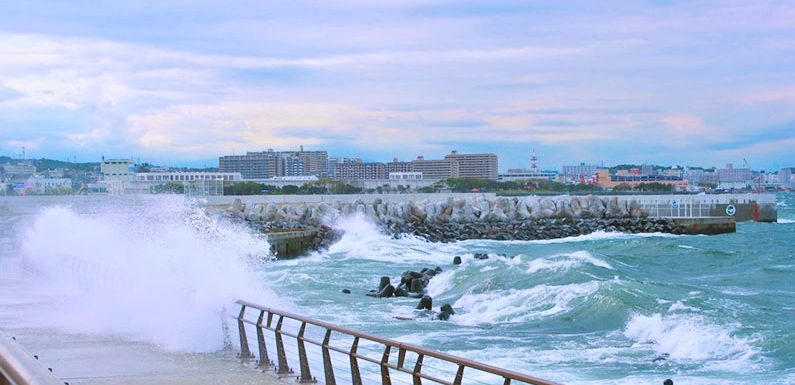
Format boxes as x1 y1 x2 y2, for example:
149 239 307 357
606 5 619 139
296 322 316 383
322 329 336 385
349 337 363 385
413 353 424 385
275 316 292 376
397 347 406 369
237 305 253 359
381 345 392 385
453 365 465 385
256 310 272 369
503 377 512 385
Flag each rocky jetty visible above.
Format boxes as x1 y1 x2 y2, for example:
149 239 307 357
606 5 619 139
389 217 685 242
226 195 687 243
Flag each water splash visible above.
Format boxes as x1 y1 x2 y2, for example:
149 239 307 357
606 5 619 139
17 199 279 352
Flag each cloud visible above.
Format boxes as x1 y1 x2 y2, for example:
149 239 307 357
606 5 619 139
0 83 23 102
0 1 794 169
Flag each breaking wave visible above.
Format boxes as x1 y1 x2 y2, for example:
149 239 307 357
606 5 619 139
17 198 279 352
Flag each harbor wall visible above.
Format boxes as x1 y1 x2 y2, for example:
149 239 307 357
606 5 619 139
211 193 776 223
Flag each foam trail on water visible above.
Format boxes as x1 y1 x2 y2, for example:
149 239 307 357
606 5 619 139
17 199 280 352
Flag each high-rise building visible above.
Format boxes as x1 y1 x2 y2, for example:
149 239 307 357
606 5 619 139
219 148 328 179
443 151 498 180
219 151 278 179
327 157 362 179
335 162 386 180
717 163 753 183
386 158 412 175
562 163 598 178
410 156 459 180
779 168 792 185
278 154 305 177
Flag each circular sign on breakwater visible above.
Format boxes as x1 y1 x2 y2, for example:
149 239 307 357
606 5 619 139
726 204 736 216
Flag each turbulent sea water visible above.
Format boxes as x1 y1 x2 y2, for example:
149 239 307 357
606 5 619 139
1 194 793 385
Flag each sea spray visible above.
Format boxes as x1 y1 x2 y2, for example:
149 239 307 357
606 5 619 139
17 198 282 352
623 313 758 367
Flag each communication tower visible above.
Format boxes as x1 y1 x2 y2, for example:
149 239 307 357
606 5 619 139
531 148 538 172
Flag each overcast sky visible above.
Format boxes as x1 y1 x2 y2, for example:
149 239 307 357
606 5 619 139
1 1 793 171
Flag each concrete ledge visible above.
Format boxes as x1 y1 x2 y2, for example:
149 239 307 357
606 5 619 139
673 217 736 235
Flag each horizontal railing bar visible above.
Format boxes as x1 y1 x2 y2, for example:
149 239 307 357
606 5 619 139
236 300 563 385
0 330 64 385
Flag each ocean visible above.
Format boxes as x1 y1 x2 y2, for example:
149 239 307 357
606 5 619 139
0 193 793 385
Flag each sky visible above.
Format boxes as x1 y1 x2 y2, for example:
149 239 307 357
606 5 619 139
0 1 793 171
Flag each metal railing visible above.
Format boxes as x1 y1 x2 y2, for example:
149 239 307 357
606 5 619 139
640 199 710 218
235 300 563 385
0 330 63 385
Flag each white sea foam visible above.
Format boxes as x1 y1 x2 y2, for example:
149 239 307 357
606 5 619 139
526 250 613 274
623 313 757 365
668 301 699 313
452 281 601 325
520 230 681 244
17 200 279 352
777 218 795 224
323 213 466 263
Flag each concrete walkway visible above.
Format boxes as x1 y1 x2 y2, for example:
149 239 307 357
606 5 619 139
0 278 282 385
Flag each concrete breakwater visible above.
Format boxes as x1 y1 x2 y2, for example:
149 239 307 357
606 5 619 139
224 194 741 245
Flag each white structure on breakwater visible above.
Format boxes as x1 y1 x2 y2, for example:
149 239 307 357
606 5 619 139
135 172 242 183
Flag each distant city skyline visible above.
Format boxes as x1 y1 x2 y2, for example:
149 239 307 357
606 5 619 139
1 1 794 171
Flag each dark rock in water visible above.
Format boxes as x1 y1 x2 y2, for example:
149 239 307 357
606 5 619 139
409 278 425 293
378 284 395 298
341 289 351 294
473 253 489 260
434 266 443 274
416 295 433 310
378 276 391 291
453 256 462 265
437 304 456 320
394 287 408 297
663 379 673 385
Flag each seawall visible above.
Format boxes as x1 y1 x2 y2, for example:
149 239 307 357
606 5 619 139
217 193 775 246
